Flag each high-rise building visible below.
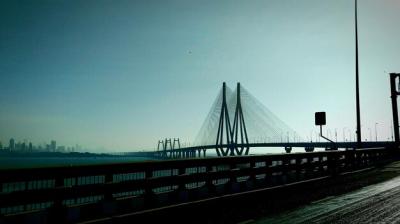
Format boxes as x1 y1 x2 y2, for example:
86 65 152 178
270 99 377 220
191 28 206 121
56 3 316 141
9 138 15 151
57 146 65 152
51 140 56 152
29 142 33 152
0 141 3 150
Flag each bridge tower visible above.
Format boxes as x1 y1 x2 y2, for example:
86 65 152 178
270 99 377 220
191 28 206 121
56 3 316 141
157 140 164 157
216 82 234 156
232 83 249 155
216 82 250 156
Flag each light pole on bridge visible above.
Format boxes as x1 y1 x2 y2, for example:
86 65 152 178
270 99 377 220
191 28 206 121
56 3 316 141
354 0 362 147
368 128 372 142
335 128 338 142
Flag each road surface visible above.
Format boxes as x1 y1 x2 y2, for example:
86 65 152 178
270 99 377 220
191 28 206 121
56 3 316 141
254 162 400 224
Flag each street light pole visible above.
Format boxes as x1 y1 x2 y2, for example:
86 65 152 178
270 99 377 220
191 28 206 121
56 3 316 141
355 0 362 147
335 128 338 142
375 122 378 141
368 128 372 141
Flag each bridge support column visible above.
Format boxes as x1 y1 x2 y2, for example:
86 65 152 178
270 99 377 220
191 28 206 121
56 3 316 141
216 148 221 157
285 147 292 153
203 149 207 157
305 147 314 152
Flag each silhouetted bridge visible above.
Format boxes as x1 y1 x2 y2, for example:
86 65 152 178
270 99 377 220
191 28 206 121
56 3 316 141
150 82 393 159
148 142 392 158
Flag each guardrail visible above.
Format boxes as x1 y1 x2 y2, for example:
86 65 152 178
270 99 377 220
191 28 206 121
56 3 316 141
0 147 397 223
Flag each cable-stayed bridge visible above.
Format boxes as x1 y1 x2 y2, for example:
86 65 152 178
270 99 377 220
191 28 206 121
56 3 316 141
152 82 392 158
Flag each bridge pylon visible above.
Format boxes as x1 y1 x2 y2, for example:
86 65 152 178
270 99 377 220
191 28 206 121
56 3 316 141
215 82 250 156
232 82 249 155
216 82 234 156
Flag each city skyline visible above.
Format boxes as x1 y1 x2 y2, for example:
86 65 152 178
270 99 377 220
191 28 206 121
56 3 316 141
0 0 399 151
0 137 86 153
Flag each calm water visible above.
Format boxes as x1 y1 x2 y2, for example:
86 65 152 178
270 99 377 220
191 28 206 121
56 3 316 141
0 156 155 170
0 147 326 170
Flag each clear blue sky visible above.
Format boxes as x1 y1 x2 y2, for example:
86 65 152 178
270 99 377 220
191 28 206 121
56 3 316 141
0 0 399 151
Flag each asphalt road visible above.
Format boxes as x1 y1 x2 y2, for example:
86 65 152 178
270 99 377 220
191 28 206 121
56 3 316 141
254 162 400 224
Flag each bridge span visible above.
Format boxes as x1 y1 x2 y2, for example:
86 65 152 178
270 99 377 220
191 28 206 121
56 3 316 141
152 82 396 159
150 141 394 158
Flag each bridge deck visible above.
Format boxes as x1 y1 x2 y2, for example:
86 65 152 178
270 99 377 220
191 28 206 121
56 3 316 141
254 161 400 224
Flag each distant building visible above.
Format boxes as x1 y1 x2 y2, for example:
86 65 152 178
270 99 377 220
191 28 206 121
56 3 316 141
0 141 2 150
9 138 15 151
29 142 33 152
57 146 65 152
15 142 21 151
51 140 56 152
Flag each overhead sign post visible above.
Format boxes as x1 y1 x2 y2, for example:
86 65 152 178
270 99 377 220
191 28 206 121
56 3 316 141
315 112 336 150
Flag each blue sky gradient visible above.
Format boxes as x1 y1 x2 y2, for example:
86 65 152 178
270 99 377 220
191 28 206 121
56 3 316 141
0 0 399 151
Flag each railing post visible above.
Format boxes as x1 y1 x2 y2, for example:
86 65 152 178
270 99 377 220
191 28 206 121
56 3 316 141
328 153 338 176
178 167 186 191
295 157 301 181
176 166 188 202
250 161 256 182
102 173 116 216
227 162 237 193
104 173 113 201
144 169 154 208
48 176 66 222
318 155 324 175
265 159 272 186
305 155 312 179
206 165 215 194
282 157 289 184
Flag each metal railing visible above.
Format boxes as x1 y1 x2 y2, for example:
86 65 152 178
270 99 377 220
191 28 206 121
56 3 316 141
0 147 396 222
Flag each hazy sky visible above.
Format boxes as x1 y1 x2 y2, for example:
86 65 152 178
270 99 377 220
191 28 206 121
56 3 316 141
0 0 399 151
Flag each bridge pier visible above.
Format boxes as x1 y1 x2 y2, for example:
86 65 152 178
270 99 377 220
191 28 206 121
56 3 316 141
305 147 314 152
203 149 206 157
325 146 337 151
229 148 235 156
285 147 292 153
